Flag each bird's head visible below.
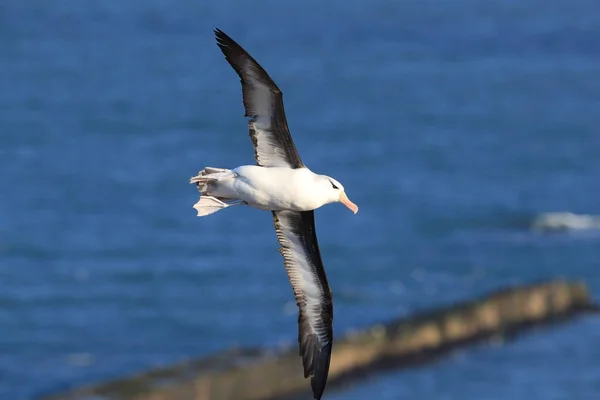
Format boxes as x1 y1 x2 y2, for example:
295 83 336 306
318 175 359 214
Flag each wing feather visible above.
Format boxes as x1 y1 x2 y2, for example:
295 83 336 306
215 28 304 169
272 210 333 400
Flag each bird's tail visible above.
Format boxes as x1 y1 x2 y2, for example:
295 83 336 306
189 167 235 194
190 167 240 217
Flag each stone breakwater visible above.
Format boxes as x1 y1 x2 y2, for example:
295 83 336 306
43 280 598 400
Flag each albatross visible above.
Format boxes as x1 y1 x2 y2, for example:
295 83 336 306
190 28 358 400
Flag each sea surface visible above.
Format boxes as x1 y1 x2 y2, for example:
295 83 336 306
1 1 600 399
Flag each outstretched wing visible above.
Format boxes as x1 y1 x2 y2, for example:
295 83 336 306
272 210 333 400
214 28 304 169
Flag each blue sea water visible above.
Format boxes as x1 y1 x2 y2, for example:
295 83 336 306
1 0 600 399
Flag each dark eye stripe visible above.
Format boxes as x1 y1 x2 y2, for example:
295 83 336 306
330 181 338 189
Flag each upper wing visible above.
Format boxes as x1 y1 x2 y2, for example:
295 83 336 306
272 210 333 400
214 28 305 169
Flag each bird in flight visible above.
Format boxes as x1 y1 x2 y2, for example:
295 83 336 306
190 28 358 400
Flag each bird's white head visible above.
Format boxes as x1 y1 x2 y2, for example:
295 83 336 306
318 175 359 214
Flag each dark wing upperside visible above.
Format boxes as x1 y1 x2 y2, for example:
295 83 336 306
214 28 304 169
272 210 333 400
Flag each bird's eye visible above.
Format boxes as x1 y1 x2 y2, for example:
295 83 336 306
330 181 339 189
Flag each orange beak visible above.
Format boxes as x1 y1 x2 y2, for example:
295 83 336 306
339 192 359 214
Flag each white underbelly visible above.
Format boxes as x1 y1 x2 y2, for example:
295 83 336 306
230 166 321 211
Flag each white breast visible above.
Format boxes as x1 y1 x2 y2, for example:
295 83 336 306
233 166 324 211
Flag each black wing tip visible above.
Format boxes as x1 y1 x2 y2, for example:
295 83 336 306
213 27 232 50
299 325 332 400
213 27 226 39
213 27 250 72
310 341 332 400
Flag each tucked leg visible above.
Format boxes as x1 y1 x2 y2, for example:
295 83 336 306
192 196 246 217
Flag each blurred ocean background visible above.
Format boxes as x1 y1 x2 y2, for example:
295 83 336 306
1 0 600 399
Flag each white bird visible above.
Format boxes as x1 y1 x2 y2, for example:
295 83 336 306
190 28 358 400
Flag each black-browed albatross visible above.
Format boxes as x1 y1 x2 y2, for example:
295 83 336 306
190 28 358 400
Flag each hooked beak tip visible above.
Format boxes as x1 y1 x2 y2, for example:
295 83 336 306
339 192 359 214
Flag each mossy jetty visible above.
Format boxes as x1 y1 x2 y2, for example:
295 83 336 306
43 280 598 400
